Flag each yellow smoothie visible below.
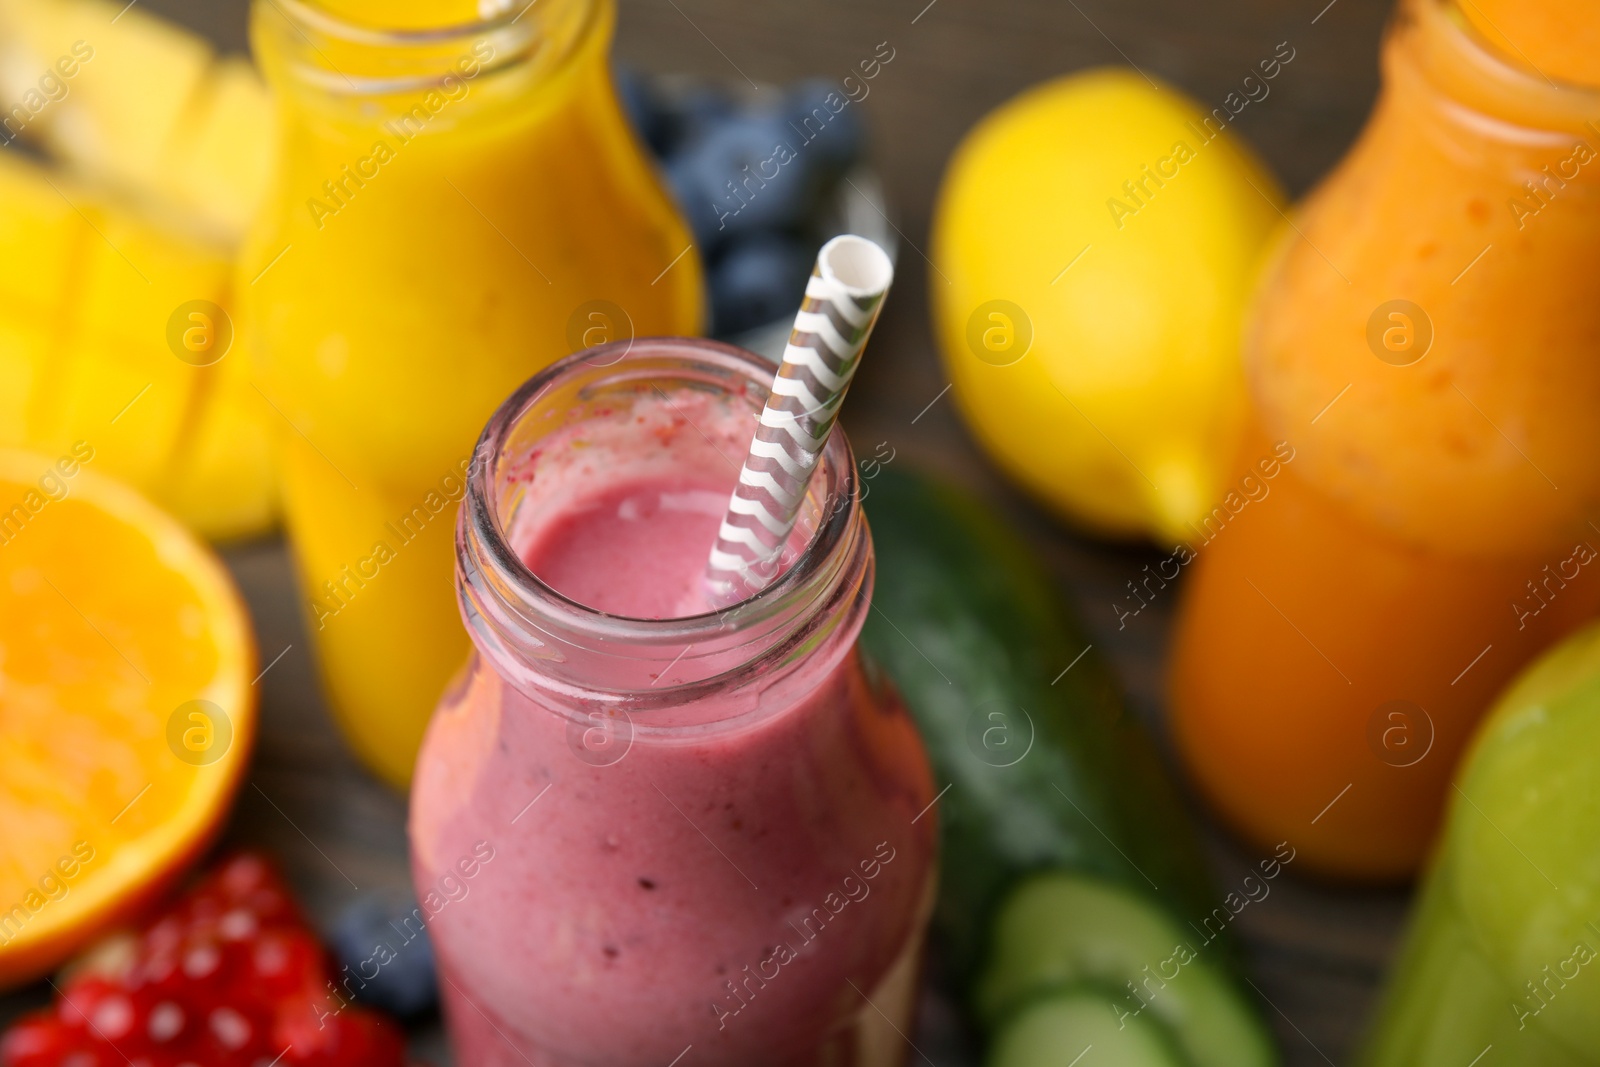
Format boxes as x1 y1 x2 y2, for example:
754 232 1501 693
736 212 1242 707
240 0 703 786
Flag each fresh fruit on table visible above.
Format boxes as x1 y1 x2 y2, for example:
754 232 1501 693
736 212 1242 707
655 79 865 252
328 897 438 1020
785 78 866 171
0 853 406 1067
929 67 1285 544
0 452 256 990
0 151 278 542
1359 619 1600 1066
706 233 815 335
0 0 273 241
666 112 821 241
0 0 278 541
1458 0 1600 90
630 70 870 337
978 874 1274 1067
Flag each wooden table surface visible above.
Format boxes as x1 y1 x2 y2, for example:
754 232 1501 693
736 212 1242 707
3 0 1412 1063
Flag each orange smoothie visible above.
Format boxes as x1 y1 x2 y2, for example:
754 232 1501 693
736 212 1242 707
1459 0 1600 89
239 0 702 786
1171 0 1600 878
1246 0 1600 559
1171 443 1600 879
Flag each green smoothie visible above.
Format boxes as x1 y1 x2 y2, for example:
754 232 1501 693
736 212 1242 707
1361 620 1600 1065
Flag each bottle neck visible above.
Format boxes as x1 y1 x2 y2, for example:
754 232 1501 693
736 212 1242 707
456 340 873 730
1393 0 1600 135
252 0 605 103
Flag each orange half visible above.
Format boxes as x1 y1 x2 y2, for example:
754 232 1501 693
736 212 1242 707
0 449 255 990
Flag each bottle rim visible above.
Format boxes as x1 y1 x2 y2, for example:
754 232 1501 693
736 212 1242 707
456 337 871 716
1406 0 1600 128
268 0 529 46
255 0 601 96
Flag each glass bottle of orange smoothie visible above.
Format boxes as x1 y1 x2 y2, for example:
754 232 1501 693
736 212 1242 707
239 0 702 786
1169 0 1600 879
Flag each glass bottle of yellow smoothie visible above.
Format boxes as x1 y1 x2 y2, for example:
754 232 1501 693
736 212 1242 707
239 0 703 786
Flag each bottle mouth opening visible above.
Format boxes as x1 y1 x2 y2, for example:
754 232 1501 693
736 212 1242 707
457 338 868 711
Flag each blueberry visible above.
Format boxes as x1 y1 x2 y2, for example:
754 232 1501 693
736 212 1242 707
663 153 729 253
785 78 865 171
665 112 820 251
709 234 814 336
329 896 438 1019
668 84 739 148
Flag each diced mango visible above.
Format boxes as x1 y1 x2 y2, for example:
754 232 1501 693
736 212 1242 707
0 142 276 539
163 57 274 238
161 338 280 542
0 317 49 443
0 0 272 243
0 0 281 539
72 192 232 344
0 0 214 193
0 150 82 319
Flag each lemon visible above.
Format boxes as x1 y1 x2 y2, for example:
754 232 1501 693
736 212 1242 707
930 67 1285 543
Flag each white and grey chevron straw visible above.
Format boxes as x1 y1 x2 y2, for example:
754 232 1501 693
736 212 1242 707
705 234 895 606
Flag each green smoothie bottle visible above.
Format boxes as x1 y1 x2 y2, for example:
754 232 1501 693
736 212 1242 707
1361 620 1600 1064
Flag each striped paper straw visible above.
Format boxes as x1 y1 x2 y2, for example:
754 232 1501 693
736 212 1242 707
705 234 895 606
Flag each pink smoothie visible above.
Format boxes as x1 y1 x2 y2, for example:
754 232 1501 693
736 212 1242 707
410 386 936 1066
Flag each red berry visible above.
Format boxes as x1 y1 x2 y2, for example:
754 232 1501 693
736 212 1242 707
1 853 405 1067
144 1001 185 1045
0 1014 83 1067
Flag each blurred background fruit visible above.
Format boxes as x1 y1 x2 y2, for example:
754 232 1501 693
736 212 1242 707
930 67 1285 545
0 0 272 241
0 152 277 542
0 0 278 542
622 68 891 344
0 452 256 990
328 896 438 1021
0 853 406 1067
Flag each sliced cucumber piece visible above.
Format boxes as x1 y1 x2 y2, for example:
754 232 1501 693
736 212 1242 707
987 992 1183 1067
977 873 1276 1067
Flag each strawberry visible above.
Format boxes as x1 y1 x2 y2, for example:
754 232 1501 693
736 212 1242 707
0 853 406 1067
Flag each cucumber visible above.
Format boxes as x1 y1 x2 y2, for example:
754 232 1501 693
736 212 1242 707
858 467 1216 981
978 873 1275 1067
988 991 1183 1067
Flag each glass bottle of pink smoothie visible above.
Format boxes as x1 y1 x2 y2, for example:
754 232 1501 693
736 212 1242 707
409 338 938 1066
